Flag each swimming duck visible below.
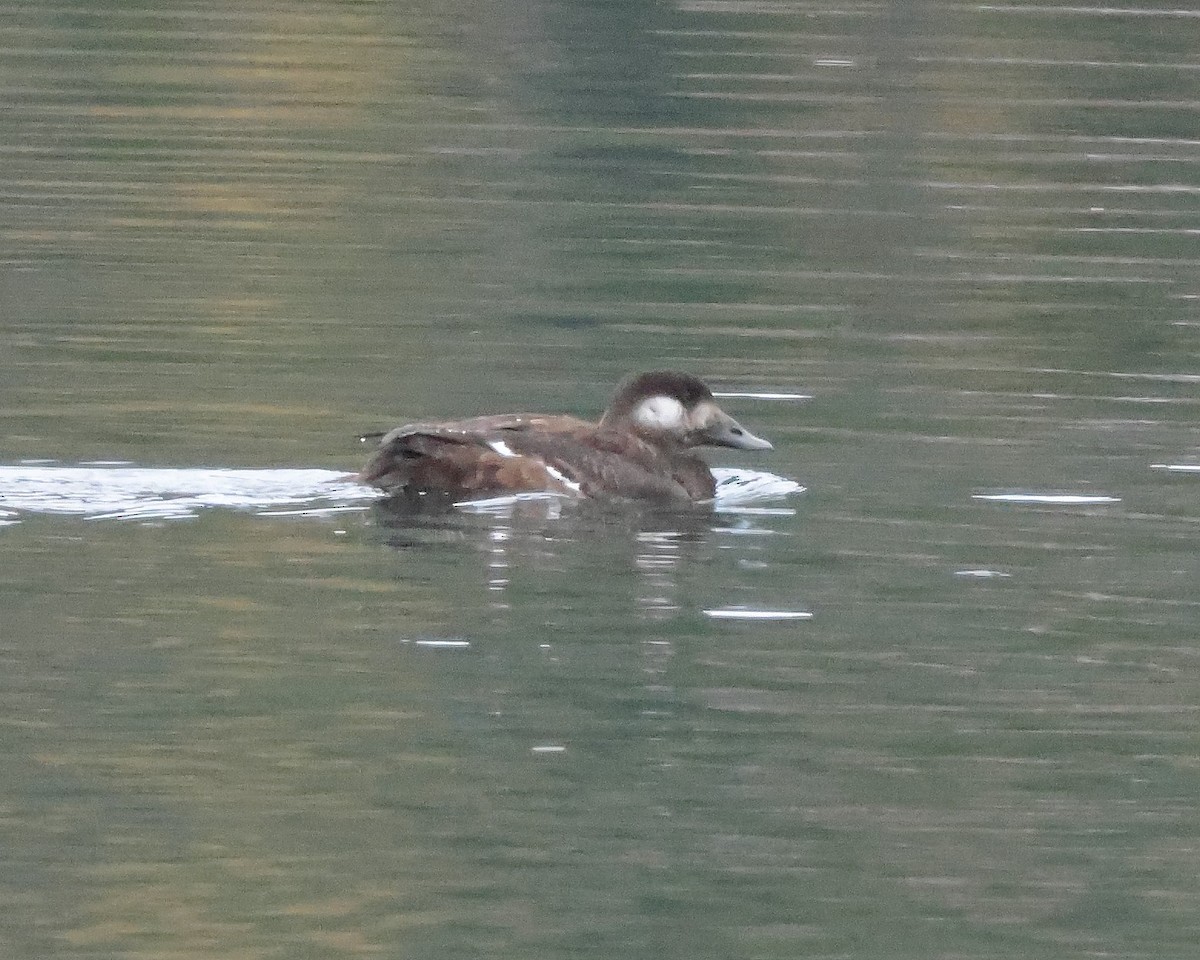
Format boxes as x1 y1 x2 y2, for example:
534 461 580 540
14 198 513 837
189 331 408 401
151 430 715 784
359 371 773 505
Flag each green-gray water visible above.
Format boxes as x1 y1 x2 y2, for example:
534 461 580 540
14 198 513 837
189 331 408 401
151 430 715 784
2 1 1198 957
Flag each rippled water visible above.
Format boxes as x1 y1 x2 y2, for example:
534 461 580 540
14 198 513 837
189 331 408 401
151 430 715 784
3 0 1200 957
0 463 802 521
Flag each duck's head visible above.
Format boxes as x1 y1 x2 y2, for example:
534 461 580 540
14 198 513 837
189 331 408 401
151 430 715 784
600 370 773 451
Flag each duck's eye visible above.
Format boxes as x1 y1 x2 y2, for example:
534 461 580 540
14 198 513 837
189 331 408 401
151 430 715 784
730 426 744 436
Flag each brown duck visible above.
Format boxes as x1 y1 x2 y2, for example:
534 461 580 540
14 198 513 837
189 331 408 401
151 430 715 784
359 370 774 504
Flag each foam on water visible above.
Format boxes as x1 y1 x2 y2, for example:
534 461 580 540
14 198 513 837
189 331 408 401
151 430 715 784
0 465 376 523
711 467 806 506
0 464 804 524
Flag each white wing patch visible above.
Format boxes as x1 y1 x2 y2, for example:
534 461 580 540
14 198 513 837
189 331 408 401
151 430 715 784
633 396 687 432
487 438 583 496
543 463 583 496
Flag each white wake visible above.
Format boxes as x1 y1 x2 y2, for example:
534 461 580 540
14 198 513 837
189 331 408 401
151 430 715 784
0 463 804 524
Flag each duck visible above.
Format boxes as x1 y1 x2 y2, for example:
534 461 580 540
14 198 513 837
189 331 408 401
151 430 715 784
359 370 774 505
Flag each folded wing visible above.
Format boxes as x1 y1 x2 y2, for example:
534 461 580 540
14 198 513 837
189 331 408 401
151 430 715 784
360 415 708 502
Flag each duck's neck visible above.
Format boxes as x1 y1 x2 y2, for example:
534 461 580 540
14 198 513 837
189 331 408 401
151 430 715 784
603 416 688 452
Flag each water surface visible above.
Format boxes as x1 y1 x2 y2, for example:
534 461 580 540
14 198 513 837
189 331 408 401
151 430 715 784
2 0 1199 957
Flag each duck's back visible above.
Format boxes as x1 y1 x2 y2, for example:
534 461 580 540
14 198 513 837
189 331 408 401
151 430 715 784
360 414 714 503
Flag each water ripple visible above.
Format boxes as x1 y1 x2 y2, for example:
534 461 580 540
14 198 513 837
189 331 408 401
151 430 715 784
0 464 804 523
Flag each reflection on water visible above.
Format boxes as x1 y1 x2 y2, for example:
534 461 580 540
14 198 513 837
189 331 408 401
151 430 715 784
366 467 803 620
1151 463 1200 473
972 492 1123 505
704 607 813 620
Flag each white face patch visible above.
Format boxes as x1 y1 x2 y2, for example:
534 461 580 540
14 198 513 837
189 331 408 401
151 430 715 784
633 395 688 433
487 439 517 458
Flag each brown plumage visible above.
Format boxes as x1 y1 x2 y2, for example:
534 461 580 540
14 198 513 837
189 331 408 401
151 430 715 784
359 371 774 505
